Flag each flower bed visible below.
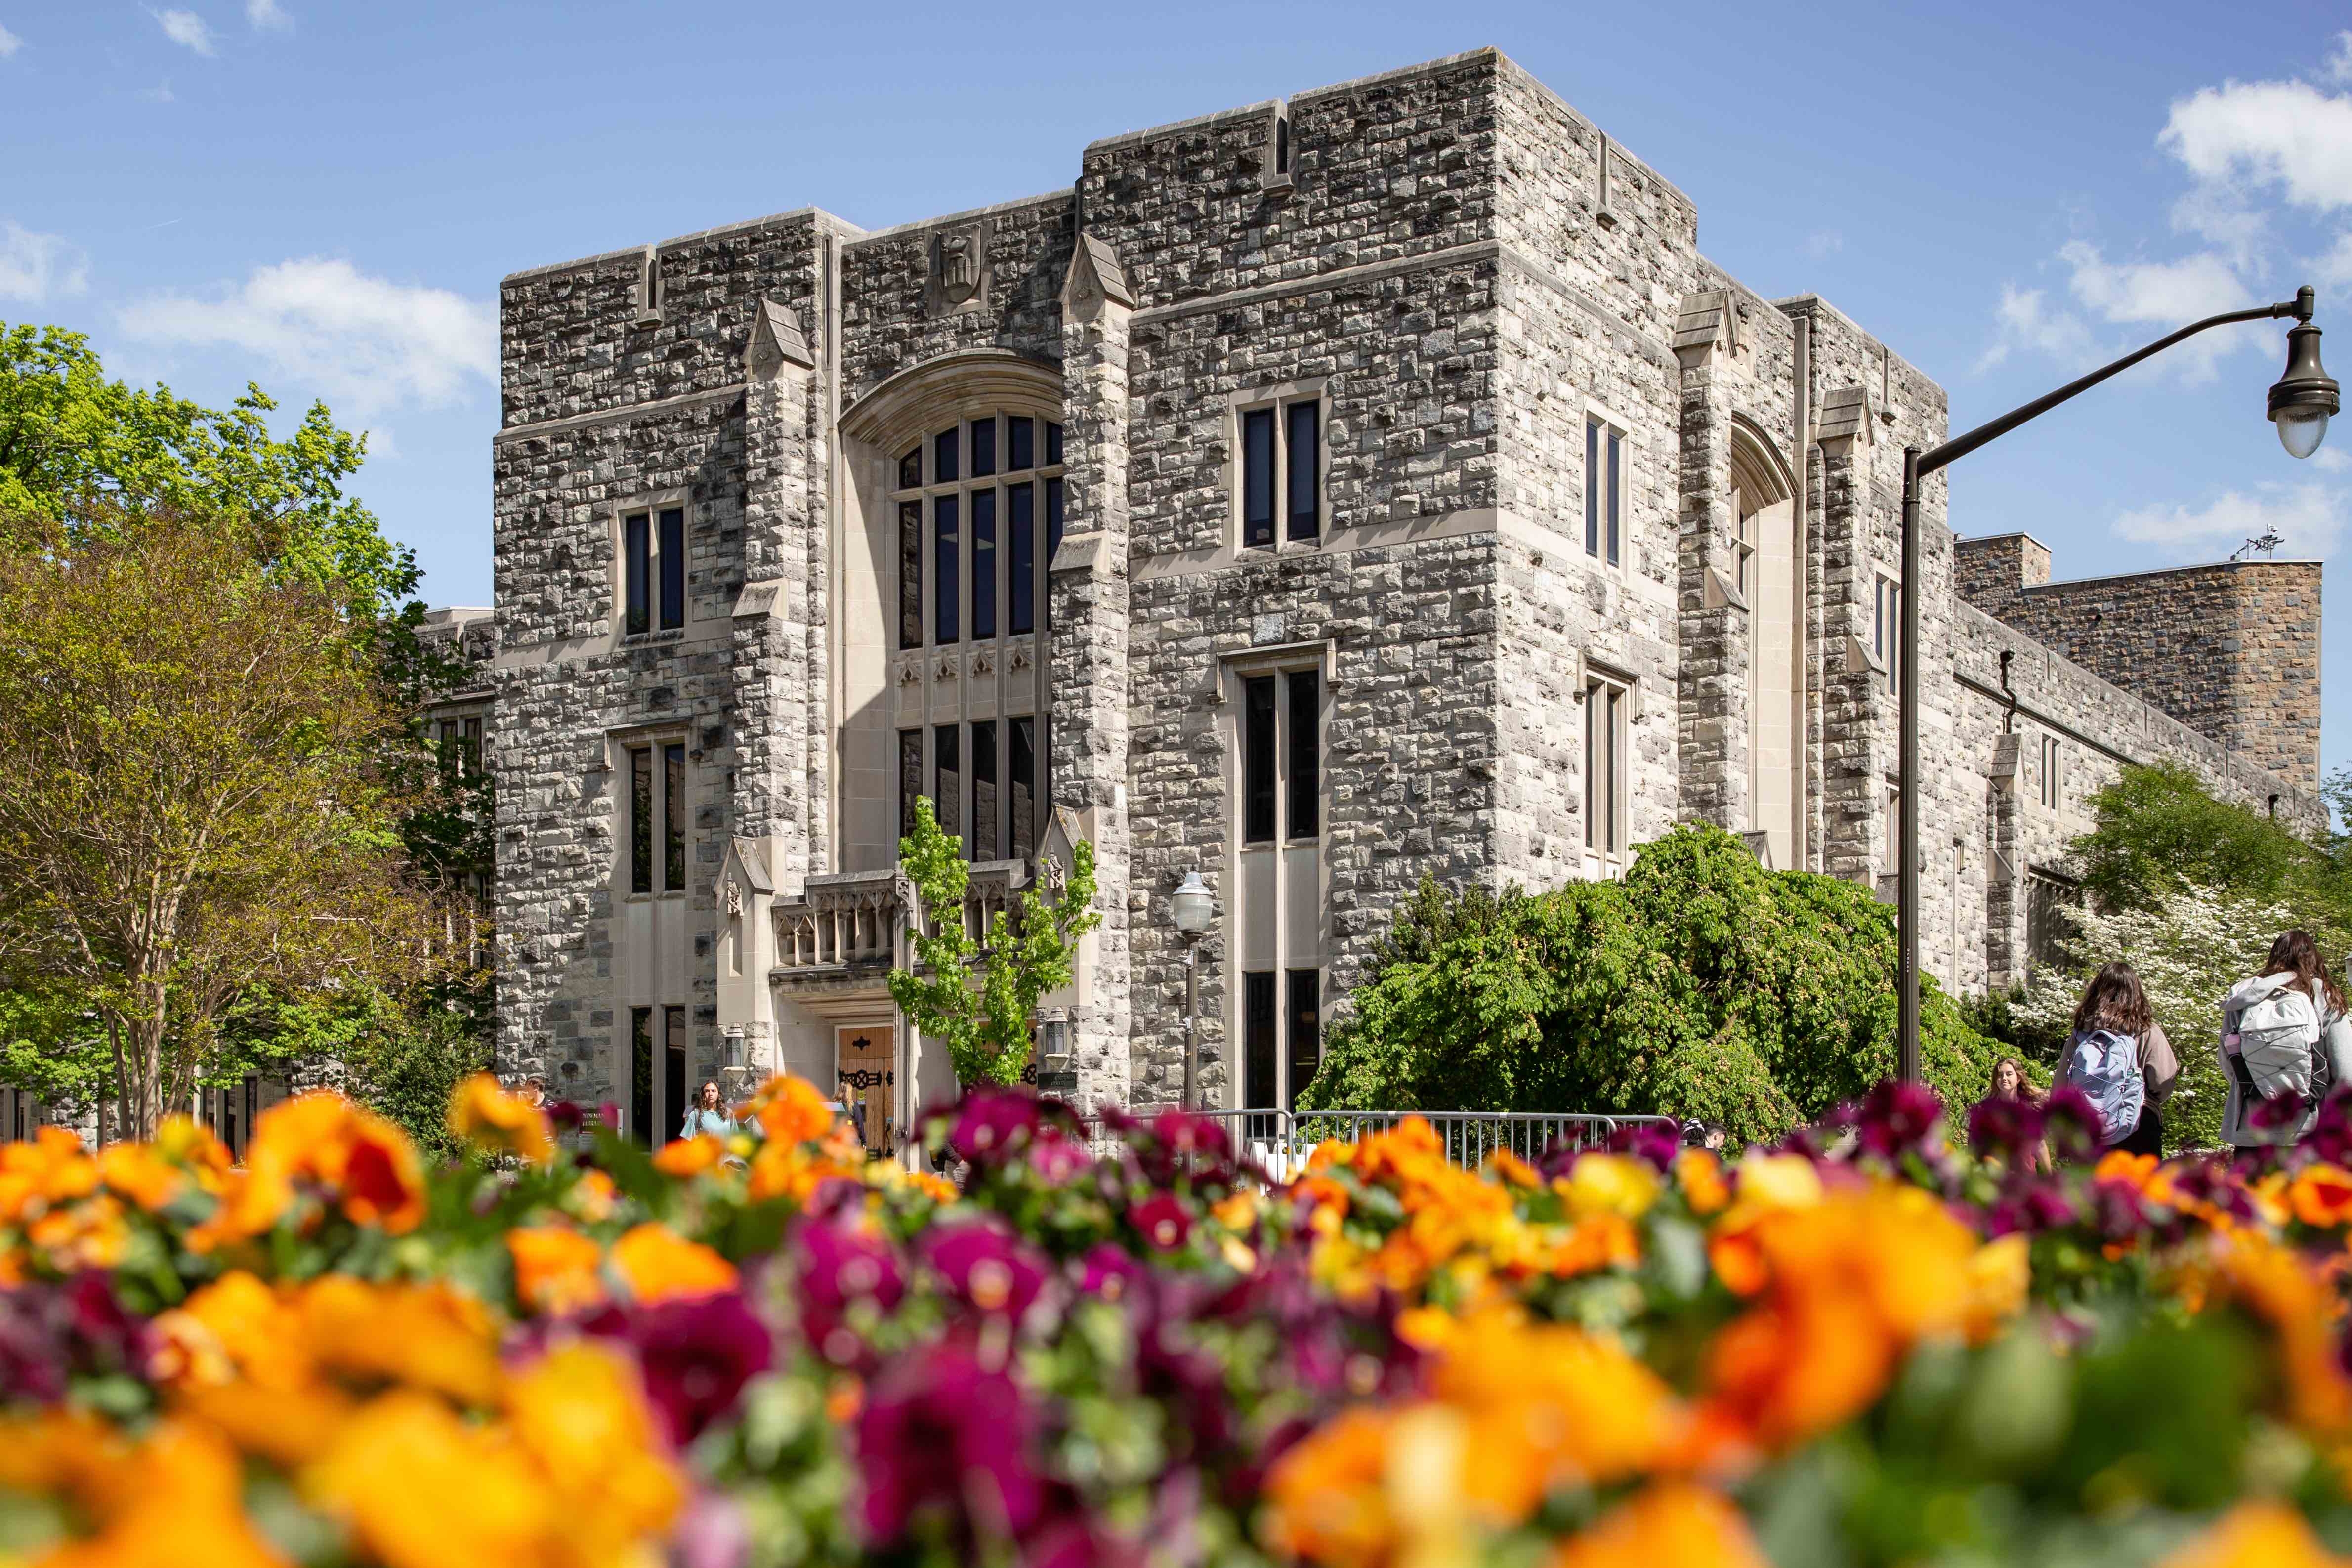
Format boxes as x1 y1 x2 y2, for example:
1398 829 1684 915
2 1074 2351 1567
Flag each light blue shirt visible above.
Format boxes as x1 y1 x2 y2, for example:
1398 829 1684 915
679 1107 734 1140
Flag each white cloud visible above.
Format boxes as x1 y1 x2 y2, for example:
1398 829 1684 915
245 0 289 29
0 222 90 305
150 7 215 56
1804 229 1843 260
2113 482 2349 561
2161 76 2352 216
115 258 497 419
2325 30 2352 85
1977 283 2095 372
2058 240 2256 323
139 79 175 103
2315 229 2352 288
0 22 21 58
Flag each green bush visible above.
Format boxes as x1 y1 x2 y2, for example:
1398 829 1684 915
1302 823 1994 1145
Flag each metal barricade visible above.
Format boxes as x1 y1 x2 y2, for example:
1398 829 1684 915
1184 1108 1676 1183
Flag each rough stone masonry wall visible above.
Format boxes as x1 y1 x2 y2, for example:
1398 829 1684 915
1089 50 1520 1097
1955 541 2322 790
491 212 839 1098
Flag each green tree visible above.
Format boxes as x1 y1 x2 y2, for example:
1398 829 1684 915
1302 824 1994 1145
0 506 463 1138
2071 763 2323 914
887 798 1101 1089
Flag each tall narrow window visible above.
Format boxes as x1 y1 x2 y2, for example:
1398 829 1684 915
1584 422 1601 557
1046 477 1064 560
624 512 650 634
630 1007 654 1148
1244 972 1276 1109
898 446 923 489
663 742 686 892
1008 417 1034 471
970 417 996 478
1010 716 1037 860
657 507 686 630
2039 734 2062 810
1046 422 1063 465
663 1006 687 1143
933 495 961 645
1241 409 1276 548
1285 401 1320 542
972 720 999 861
462 717 482 778
629 746 654 894
935 724 962 852
1275 112 1292 175
437 719 459 776
1874 577 1902 697
898 729 923 840
898 501 923 649
1285 970 1320 1109
1286 670 1319 838
1243 676 1277 843
1605 428 1622 567
971 489 998 641
1007 483 1035 635
1584 678 1626 859
934 427 960 485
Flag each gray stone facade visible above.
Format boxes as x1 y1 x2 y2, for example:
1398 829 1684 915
466 47 2321 1136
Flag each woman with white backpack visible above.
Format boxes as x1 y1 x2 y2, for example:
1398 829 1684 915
2219 930 2352 1151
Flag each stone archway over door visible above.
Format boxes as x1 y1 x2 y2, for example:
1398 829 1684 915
1749 497 1798 869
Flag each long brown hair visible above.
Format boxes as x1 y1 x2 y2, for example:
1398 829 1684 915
2071 961 2152 1038
1991 1056 2043 1106
2261 929 2347 1014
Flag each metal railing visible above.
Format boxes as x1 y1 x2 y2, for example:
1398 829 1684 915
1187 1108 1676 1183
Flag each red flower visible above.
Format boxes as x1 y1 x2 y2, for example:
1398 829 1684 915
1129 1194 1193 1253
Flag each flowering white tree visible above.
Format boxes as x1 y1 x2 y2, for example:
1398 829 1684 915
2013 882 2293 1152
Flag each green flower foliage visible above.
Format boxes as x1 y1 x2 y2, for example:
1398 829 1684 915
1301 823 1994 1144
887 797 1101 1089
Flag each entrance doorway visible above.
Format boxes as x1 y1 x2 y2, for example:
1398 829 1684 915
835 1026 896 1158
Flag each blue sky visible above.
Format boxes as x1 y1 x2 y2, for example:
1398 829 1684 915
4 1 2351 777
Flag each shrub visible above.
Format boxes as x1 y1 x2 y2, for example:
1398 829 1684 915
1302 823 1994 1144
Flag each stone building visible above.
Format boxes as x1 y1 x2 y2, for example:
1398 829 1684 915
466 46 2321 1148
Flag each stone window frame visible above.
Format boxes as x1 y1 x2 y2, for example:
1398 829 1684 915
1580 396 1636 575
631 246 663 329
1218 639 1332 1111
611 722 694 903
2036 732 2062 812
1872 571 1903 698
1227 379 1331 556
1580 656 1638 877
885 410 1067 653
608 486 694 649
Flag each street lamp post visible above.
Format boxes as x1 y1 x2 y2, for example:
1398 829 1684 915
1895 286 2339 1081
1169 871 1215 1108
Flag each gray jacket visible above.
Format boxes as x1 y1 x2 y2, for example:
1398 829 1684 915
2218 981 2352 1147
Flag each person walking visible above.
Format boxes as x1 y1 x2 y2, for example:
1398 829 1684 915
2220 930 2352 1151
2115 1011 2179 1158
678 1080 736 1142
2058 963 2150 1154
1987 1055 2053 1171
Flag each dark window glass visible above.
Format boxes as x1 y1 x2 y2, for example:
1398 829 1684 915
1285 401 1319 541
1286 969 1320 1110
972 720 999 861
971 488 997 641
658 508 686 630
1276 114 1291 174
1045 422 1063 466
438 719 459 777
462 717 482 779
1010 716 1036 861
624 512 650 634
1008 483 1035 635
663 1006 687 1142
934 427 960 484
898 501 923 649
1287 670 1318 838
1241 408 1276 548
1584 422 1600 557
1245 971 1276 1109
664 742 686 892
630 1007 654 1148
1605 429 1621 567
970 417 996 478
1243 676 1276 844
933 495 960 644
935 724 962 853
898 446 922 489
1007 417 1034 471
629 746 653 894
898 729 923 841
1045 477 1064 558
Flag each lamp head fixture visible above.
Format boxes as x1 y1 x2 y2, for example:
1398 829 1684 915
1169 870 1215 940
2271 286 2339 460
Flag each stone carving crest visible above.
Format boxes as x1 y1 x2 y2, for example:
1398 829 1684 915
936 658 959 682
724 879 744 918
899 662 923 687
928 220 992 318
1042 851 1067 897
971 651 993 676
1010 647 1031 673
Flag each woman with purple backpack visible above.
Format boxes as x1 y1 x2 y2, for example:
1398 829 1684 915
2058 963 2166 1154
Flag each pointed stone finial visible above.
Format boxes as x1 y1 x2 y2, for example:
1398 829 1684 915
1060 233 1135 321
744 298 814 380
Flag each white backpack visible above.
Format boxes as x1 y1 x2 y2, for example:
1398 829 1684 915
2234 981 2325 1102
